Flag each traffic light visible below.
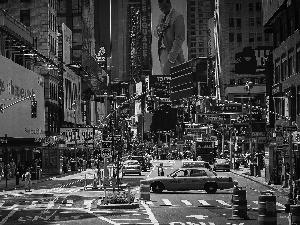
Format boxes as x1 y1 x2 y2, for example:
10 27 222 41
31 101 37 118
0 103 3 113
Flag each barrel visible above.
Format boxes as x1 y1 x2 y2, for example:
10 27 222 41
140 180 150 201
231 187 249 219
290 205 300 224
258 191 277 225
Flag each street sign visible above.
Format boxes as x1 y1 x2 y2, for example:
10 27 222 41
214 105 242 113
276 125 297 132
101 148 111 157
286 126 298 132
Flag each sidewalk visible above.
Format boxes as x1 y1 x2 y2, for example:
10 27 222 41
0 170 80 192
231 165 290 197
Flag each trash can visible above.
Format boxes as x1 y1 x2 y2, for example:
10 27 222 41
70 161 77 171
250 163 257 176
36 166 41 180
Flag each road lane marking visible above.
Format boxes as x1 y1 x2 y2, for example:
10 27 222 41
216 200 231 207
198 200 210 206
162 199 172 206
0 207 18 225
146 201 154 206
181 200 192 205
140 201 159 225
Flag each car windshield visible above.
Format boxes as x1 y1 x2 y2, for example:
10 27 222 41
125 161 139 165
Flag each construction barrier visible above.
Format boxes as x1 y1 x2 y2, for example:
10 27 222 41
140 180 150 201
289 205 300 225
258 191 277 225
230 186 249 220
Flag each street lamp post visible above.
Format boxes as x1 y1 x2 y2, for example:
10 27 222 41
245 81 255 176
72 101 78 171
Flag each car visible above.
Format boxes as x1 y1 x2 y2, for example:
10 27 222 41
130 155 147 171
181 160 211 169
213 158 231 172
145 167 238 194
122 160 142 176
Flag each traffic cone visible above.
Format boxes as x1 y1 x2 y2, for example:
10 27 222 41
92 174 98 189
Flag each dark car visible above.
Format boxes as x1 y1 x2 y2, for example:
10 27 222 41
129 156 147 171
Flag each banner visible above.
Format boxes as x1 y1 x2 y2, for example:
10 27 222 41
62 23 72 64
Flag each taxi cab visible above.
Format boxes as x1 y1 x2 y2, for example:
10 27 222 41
145 167 238 194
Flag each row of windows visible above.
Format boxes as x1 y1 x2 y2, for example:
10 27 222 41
0 0 30 3
229 17 262 27
229 33 270 43
274 45 300 84
230 78 265 86
190 0 211 7
228 2 262 12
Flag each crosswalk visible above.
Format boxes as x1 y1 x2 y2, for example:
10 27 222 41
143 198 287 210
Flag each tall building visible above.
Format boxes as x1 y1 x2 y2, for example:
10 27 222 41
187 0 215 59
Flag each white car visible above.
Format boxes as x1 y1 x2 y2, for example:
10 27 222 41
145 167 238 194
122 160 142 176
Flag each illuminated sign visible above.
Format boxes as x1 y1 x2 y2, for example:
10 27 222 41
95 46 106 68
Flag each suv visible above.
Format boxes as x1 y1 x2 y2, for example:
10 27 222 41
130 155 147 171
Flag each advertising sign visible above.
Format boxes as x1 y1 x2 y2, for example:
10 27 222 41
63 66 82 124
149 75 171 99
62 23 72 64
0 55 45 138
60 127 94 145
141 0 152 73
151 0 188 75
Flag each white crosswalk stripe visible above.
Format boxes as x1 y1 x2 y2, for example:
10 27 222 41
162 199 172 205
181 200 192 205
216 200 231 207
198 200 210 206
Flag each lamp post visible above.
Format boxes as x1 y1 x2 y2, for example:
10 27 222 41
245 81 255 175
72 101 78 171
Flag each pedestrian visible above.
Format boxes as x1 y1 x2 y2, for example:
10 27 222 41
110 173 117 192
24 168 32 192
154 0 185 75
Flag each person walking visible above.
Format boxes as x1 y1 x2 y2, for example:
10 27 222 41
154 0 185 75
24 168 32 192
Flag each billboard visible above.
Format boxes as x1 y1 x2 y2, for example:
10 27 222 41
63 66 82 124
149 75 171 99
0 55 45 138
151 0 188 75
62 23 72 64
135 82 143 121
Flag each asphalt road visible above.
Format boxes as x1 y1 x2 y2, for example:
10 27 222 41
0 161 292 224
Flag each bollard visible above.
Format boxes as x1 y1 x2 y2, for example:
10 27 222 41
289 205 300 225
127 185 131 204
84 174 87 190
229 186 250 220
140 180 150 201
258 191 277 225
92 174 98 189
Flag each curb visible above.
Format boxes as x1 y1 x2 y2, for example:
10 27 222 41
231 170 289 196
96 202 140 209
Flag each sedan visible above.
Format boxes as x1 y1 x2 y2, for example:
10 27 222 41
145 167 238 194
122 160 142 176
213 158 230 172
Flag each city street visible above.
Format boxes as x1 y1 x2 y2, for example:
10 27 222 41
0 160 292 224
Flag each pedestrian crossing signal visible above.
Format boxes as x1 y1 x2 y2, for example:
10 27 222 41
31 101 37 118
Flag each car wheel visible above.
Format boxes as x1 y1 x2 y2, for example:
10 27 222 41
204 183 217 194
151 182 164 193
139 172 141 176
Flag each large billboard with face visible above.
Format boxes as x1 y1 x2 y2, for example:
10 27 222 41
151 0 188 76
0 55 45 138
63 66 82 124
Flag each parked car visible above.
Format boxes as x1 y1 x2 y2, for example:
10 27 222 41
122 160 142 176
130 155 147 171
213 158 230 172
181 160 211 169
145 167 238 194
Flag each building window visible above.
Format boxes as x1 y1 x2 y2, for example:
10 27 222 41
236 18 241 27
230 79 235 85
256 2 262 11
229 18 235 27
257 33 262 42
281 54 287 80
20 9 30 26
237 33 242 42
236 3 242 12
288 48 295 77
248 2 254 11
275 59 280 84
229 33 234 42
249 33 255 43
20 0 30 2
296 43 300 73
265 33 270 42
256 17 262 26
249 18 255 27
